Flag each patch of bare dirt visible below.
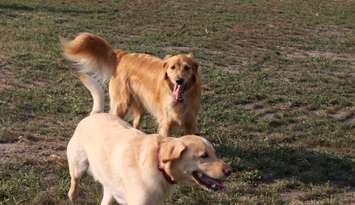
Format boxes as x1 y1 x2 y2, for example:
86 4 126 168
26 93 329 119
347 114 355 125
329 109 354 120
243 102 264 110
309 109 328 118
316 25 354 39
240 101 282 121
240 99 355 129
326 107 355 124
278 25 355 66
284 48 355 65
258 110 276 120
297 106 355 125
278 22 355 65
0 135 67 165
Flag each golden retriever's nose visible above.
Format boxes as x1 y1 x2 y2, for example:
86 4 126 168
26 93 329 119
176 79 184 85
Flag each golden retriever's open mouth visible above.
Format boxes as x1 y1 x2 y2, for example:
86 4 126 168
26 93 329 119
172 84 184 103
192 170 224 191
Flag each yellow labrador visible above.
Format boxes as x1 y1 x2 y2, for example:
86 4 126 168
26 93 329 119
67 113 232 205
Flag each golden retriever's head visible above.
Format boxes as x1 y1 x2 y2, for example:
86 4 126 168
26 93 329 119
163 54 198 103
159 135 232 191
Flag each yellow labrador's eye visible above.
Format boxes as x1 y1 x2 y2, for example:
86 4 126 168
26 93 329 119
200 152 208 159
170 65 176 70
184 65 190 71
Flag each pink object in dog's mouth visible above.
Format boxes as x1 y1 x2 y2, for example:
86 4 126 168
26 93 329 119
173 84 183 102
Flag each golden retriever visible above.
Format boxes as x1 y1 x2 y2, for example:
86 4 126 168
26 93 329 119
67 113 232 205
62 33 201 136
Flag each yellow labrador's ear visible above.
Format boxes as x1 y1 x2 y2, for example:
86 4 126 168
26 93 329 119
160 140 187 163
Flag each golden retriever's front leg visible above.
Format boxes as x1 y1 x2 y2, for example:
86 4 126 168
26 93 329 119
131 100 144 129
183 116 197 135
110 102 129 119
159 120 172 137
109 81 131 118
132 114 142 129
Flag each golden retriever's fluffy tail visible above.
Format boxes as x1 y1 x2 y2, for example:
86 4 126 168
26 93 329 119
78 74 105 115
61 33 117 114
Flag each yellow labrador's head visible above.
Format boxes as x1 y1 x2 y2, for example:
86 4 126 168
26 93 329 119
159 135 232 191
163 54 198 103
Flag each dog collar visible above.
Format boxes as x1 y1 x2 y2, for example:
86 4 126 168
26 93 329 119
157 147 177 185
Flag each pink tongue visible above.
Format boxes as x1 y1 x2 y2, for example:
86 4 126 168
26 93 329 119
173 84 182 101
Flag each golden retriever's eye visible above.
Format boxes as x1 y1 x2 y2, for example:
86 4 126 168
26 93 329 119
184 65 190 71
200 152 208 159
170 65 176 70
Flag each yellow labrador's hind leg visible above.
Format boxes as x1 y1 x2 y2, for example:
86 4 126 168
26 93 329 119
68 158 88 201
67 141 89 202
100 187 114 205
68 177 77 202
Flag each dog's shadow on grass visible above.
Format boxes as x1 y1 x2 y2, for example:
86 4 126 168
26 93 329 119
219 144 355 187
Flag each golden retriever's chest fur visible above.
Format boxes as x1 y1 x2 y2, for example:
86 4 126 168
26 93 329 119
163 100 186 125
161 93 195 121
109 51 201 136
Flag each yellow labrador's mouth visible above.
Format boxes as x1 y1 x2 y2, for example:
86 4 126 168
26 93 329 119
192 170 224 191
172 84 184 103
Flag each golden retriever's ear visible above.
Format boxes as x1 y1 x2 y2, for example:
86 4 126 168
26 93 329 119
192 61 199 72
163 61 168 69
186 53 198 71
187 53 194 58
163 55 172 68
161 140 186 163
163 54 172 60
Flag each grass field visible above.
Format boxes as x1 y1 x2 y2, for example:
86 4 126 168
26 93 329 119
1 0 355 204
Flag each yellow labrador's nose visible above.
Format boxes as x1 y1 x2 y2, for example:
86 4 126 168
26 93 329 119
223 167 232 177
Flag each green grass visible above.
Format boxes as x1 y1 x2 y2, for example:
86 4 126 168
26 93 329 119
1 0 355 204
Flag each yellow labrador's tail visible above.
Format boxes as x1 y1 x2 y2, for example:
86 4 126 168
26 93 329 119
61 33 117 114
